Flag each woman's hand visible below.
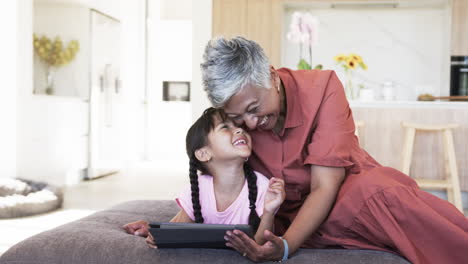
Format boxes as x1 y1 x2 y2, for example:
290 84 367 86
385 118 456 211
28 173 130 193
122 220 149 237
264 177 285 214
226 229 284 262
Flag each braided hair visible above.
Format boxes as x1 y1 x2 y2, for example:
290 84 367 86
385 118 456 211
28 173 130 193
185 107 261 231
244 162 261 231
186 108 224 223
188 157 204 223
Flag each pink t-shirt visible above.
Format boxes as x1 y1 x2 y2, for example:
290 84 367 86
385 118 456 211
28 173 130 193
176 171 270 224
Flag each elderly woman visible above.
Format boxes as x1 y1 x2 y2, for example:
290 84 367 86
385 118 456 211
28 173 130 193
200 36 468 264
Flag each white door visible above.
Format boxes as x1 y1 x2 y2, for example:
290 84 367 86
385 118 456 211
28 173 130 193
87 10 122 179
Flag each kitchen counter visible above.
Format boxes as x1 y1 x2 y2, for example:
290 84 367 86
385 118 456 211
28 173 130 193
350 100 468 108
350 101 468 191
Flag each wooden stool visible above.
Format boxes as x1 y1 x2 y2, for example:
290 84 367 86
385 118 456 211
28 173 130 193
401 122 463 212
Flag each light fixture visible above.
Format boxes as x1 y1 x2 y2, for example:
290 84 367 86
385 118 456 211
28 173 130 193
331 2 398 9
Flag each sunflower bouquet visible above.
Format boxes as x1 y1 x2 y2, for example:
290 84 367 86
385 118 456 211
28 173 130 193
334 53 368 100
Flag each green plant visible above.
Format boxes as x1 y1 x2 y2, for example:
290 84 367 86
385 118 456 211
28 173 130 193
286 12 322 70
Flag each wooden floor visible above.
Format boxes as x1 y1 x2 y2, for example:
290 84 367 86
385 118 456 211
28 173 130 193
0 163 187 255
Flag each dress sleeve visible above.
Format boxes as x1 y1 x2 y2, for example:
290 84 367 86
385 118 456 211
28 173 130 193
175 185 195 221
304 71 357 168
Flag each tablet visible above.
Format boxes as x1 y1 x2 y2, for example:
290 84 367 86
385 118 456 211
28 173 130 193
148 222 254 248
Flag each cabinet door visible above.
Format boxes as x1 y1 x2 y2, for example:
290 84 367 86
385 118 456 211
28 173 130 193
212 0 282 67
246 0 282 67
87 10 122 179
212 0 248 38
451 0 468 55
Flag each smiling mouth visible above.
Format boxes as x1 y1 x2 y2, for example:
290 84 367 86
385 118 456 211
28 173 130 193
259 116 269 127
233 139 247 146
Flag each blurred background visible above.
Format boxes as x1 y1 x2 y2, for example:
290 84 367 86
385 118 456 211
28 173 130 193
1 0 467 255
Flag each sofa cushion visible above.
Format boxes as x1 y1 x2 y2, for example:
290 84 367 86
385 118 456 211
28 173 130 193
0 200 410 264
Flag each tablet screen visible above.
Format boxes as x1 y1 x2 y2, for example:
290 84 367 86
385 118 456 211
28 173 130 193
149 222 253 248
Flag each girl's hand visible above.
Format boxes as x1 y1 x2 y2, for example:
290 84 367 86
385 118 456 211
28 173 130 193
146 231 157 248
264 177 285 214
122 220 149 237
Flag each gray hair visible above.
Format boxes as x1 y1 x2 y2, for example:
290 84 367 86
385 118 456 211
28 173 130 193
200 36 271 107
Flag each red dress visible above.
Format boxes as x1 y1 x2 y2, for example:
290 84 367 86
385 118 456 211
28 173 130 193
248 68 468 264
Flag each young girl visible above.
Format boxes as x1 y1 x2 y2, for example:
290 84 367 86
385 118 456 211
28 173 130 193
123 107 285 247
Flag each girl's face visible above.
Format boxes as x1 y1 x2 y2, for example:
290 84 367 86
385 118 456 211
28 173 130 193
223 67 281 131
206 113 252 161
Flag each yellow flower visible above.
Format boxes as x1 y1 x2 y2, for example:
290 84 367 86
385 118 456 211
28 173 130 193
334 54 347 62
33 34 80 68
346 57 357 70
334 53 367 71
360 62 368 70
349 53 362 63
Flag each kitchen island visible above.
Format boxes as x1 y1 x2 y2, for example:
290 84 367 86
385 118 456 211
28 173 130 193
350 101 468 192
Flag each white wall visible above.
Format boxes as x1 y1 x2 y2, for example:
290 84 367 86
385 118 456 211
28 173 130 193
141 0 196 171
0 0 18 179
160 0 192 20
16 0 146 186
191 0 212 121
33 4 90 98
35 0 121 18
120 0 147 163
14 0 200 184
282 5 451 100
17 0 89 186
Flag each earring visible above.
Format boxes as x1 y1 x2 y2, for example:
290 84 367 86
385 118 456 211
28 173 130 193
245 157 249 162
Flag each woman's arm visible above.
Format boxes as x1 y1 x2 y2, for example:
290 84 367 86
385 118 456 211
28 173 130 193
225 165 345 261
282 165 345 254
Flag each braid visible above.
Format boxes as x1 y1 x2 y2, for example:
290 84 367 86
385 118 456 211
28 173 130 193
189 157 204 223
244 162 261 232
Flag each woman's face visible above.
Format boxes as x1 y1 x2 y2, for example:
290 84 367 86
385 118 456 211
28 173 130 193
206 114 252 161
223 69 281 131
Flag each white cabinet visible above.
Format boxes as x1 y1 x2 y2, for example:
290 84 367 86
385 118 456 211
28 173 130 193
34 2 124 180
88 10 123 179
451 0 468 55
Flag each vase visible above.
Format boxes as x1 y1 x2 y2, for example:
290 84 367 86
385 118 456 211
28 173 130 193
45 67 55 95
345 70 355 100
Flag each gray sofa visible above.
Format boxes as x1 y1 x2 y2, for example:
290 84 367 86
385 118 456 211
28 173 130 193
0 200 410 264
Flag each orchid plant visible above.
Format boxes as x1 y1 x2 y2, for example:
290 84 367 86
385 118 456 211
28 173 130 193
286 12 322 70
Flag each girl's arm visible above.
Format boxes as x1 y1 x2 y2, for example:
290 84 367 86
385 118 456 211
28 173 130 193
123 209 193 237
169 209 195 223
254 212 275 244
145 209 195 248
254 177 285 245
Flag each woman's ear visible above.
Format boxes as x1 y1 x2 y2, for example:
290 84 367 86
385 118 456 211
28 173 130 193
269 65 280 89
195 147 212 163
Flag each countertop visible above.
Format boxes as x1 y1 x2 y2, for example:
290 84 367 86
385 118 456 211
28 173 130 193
350 100 468 109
